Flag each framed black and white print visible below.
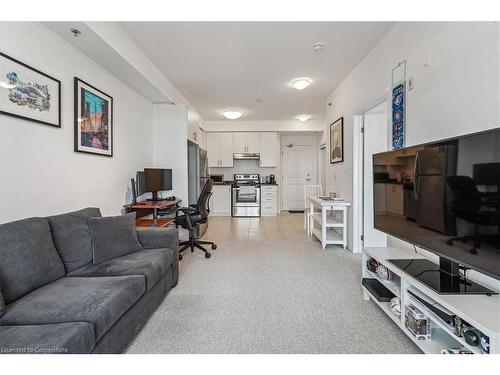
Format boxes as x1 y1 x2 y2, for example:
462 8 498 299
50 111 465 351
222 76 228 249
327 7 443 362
74 77 113 157
0 52 61 127
330 117 344 164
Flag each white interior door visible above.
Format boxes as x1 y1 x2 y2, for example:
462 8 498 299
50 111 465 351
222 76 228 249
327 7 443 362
363 100 388 247
282 144 312 211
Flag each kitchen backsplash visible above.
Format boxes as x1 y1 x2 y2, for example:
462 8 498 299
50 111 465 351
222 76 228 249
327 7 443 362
210 159 277 181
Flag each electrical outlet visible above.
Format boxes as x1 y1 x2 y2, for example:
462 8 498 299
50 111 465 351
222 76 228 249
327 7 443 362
408 76 415 91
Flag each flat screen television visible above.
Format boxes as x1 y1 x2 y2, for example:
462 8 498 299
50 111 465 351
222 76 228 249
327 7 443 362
144 168 172 201
373 128 499 295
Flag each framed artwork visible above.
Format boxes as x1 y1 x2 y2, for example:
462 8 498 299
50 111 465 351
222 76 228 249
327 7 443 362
0 52 61 127
74 77 113 157
330 117 344 164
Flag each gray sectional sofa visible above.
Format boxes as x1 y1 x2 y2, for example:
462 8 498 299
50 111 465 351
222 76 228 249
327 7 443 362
0 208 179 354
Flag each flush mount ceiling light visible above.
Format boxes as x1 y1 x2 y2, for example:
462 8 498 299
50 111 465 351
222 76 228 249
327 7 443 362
295 114 311 122
222 110 243 120
70 28 82 37
290 78 311 90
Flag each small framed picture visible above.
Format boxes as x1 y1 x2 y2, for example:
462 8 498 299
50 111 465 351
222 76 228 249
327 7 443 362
74 77 113 157
0 52 61 127
330 117 344 164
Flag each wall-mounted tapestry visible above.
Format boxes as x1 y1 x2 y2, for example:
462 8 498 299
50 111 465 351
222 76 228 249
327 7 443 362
0 52 61 127
74 77 113 157
330 117 344 164
392 82 405 149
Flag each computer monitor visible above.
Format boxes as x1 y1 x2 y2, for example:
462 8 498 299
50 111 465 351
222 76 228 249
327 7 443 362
144 168 172 201
136 171 145 196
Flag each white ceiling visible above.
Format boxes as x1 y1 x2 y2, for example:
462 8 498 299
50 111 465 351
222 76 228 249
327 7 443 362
120 22 394 121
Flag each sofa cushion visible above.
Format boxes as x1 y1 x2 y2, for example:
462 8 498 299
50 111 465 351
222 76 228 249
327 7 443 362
0 322 95 354
48 207 102 273
69 248 174 290
0 217 65 304
88 213 143 264
0 276 145 340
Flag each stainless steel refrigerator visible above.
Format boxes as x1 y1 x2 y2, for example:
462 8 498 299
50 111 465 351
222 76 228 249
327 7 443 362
414 144 457 235
187 141 209 235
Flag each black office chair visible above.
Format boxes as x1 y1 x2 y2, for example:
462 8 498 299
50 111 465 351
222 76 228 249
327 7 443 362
175 179 217 259
446 176 499 254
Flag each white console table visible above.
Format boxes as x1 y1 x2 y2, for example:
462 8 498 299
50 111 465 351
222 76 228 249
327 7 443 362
362 246 500 354
307 196 351 249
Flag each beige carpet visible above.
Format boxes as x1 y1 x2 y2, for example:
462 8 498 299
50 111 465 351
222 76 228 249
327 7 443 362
127 214 420 354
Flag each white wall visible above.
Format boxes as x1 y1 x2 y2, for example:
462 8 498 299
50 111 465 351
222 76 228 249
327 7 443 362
0 22 154 223
325 21 500 252
152 103 189 203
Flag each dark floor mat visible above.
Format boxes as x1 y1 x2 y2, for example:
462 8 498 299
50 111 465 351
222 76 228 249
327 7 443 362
288 210 304 214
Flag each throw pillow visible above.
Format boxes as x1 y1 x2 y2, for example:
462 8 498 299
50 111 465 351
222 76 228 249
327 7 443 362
88 213 143 264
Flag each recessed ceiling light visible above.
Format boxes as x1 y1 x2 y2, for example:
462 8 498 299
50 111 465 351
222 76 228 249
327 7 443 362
222 110 243 120
295 114 311 122
290 78 311 90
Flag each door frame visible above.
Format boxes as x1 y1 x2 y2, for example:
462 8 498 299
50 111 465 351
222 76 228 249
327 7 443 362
352 89 390 253
280 141 314 211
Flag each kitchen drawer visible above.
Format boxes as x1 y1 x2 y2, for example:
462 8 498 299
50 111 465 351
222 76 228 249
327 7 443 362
262 192 277 199
261 186 277 191
262 196 276 202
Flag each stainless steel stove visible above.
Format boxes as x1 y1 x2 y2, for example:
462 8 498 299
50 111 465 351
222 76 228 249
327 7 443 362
232 174 261 217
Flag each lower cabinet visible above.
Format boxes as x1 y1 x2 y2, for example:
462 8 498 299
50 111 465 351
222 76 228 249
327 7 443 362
211 185 231 216
261 185 278 216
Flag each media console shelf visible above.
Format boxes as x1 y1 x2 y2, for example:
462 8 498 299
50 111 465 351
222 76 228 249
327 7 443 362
362 246 500 354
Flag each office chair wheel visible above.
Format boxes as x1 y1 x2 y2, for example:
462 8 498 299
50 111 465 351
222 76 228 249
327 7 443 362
446 239 453 246
205 252 211 259
211 244 217 250
470 248 478 255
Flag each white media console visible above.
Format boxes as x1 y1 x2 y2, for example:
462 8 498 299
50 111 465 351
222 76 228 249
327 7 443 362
362 246 500 354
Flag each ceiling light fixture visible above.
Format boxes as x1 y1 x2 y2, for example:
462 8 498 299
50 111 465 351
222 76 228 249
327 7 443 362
290 78 311 90
296 114 311 122
222 110 243 120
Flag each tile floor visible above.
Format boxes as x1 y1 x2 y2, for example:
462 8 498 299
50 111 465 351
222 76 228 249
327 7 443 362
202 213 309 242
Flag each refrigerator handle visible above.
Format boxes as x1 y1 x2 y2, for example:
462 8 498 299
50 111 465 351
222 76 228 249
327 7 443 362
413 152 420 200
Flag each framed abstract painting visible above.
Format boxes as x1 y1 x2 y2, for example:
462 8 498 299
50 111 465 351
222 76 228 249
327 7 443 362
74 77 113 157
0 52 61 127
330 117 344 164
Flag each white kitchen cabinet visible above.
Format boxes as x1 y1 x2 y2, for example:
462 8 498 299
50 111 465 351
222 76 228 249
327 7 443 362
259 132 278 167
385 183 404 216
219 133 234 167
246 133 260 153
211 185 231 216
261 185 278 216
206 132 234 168
232 132 260 153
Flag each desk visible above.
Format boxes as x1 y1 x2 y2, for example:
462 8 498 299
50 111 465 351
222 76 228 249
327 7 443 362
124 199 181 220
135 218 174 228
307 196 351 249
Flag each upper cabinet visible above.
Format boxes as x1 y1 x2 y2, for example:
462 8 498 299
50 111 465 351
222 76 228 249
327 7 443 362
208 131 279 168
206 132 233 168
259 132 278 167
233 132 260 153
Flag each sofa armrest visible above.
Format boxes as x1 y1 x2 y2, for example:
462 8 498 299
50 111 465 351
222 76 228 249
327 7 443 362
136 227 179 287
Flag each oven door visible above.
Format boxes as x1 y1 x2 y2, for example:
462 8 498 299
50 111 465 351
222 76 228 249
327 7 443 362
232 186 259 206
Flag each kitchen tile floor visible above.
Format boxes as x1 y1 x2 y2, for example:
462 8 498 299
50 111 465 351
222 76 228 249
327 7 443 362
202 212 308 242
